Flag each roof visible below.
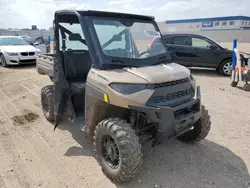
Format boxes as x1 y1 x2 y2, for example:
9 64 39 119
162 33 211 39
55 10 154 21
165 16 250 24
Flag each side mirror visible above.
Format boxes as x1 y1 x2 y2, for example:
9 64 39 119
33 42 39 46
69 33 82 41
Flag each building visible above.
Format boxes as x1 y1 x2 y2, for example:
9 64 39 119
158 16 250 52
0 29 53 41
159 16 250 32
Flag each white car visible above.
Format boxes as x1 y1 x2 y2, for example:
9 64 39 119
0 36 41 67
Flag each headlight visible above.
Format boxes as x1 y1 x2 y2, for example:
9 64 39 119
242 54 249 59
190 74 196 91
240 52 249 59
7 52 18 56
36 49 41 54
109 83 146 94
190 74 196 81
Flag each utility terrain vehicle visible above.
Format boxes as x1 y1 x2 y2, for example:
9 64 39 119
39 10 211 183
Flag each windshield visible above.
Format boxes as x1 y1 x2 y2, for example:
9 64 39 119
93 19 167 59
0 37 30 46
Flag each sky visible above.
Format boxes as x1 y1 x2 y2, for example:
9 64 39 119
0 0 250 29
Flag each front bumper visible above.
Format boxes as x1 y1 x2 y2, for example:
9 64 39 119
129 86 202 143
4 54 36 65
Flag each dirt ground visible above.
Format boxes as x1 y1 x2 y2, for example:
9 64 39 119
0 65 249 188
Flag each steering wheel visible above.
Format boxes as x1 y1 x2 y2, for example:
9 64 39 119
139 51 151 58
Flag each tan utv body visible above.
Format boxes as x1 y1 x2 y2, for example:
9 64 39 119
38 10 211 183
88 63 192 107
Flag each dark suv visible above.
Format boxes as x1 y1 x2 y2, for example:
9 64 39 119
148 33 249 75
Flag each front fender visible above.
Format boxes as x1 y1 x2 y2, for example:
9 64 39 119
84 83 128 136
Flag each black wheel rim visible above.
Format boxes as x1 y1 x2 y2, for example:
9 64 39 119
101 135 120 169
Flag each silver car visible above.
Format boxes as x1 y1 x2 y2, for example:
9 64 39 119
0 36 41 67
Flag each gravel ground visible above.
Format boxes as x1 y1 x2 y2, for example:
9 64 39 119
0 65 249 188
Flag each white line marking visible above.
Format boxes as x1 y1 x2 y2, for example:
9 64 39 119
21 84 38 97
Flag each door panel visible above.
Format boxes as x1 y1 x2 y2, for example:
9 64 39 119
165 36 194 67
191 48 222 68
190 36 220 68
167 45 196 67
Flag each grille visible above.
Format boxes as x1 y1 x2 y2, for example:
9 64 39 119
21 52 35 56
21 52 28 56
149 88 193 104
19 59 36 63
29 52 35 56
154 78 189 88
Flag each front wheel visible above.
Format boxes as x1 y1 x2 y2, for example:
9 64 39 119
177 105 211 143
219 60 232 76
94 117 143 183
0 54 8 67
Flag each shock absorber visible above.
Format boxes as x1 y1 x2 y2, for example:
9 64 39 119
129 110 137 127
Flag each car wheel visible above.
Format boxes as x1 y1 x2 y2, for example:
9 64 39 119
219 60 232 76
41 85 54 123
0 54 8 67
94 117 143 183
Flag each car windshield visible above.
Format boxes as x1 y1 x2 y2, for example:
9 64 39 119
93 19 167 60
0 37 30 46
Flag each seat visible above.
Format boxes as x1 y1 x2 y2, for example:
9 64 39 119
63 50 92 94
63 50 92 113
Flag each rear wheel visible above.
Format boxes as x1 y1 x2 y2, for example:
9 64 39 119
41 85 54 123
0 54 8 67
177 105 211 143
219 60 232 76
94 117 143 183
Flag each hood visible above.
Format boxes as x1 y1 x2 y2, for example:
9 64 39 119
94 63 190 84
93 69 148 84
223 48 249 58
124 63 190 83
239 51 250 59
0 45 38 53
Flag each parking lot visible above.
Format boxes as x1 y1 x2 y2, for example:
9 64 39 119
0 65 249 188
